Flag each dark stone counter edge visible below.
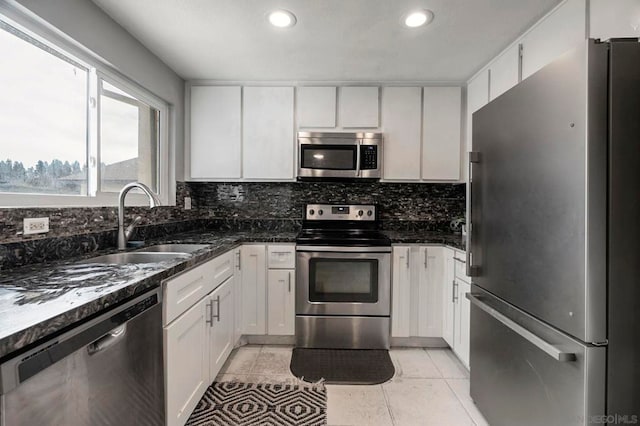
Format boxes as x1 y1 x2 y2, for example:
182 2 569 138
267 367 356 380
0 231 463 360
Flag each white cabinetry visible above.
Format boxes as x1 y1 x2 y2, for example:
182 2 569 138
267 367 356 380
267 270 295 335
164 251 237 426
391 245 444 338
189 86 241 179
233 247 242 344
381 87 422 180
442 249 471 369
489 44 521 101
165 297 209 426
243 87 295 180
520 0 586 79
297 86 336 128
590 0 640 40
240 245 267 335
208 277 235 381
339 86 379 128
422 87 462 181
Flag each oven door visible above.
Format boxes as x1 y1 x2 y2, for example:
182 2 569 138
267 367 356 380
296 247 391 316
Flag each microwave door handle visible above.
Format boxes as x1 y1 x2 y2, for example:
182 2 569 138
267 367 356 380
356 142 362 177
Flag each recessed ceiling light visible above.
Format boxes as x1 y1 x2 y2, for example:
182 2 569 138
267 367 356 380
268 10 297 28
404 10 434 28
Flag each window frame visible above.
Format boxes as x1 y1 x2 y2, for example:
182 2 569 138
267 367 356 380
0 8 172 208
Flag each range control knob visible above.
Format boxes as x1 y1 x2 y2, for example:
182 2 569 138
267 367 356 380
367 210 373 216
318 209 324 216
309 209 315 216
358 210 364 217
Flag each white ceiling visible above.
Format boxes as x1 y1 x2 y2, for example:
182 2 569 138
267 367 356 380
92 0 562 82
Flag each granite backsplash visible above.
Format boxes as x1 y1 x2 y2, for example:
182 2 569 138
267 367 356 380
188 181 465 232
0 181 465 270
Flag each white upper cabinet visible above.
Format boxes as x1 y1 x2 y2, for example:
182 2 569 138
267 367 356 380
590 0 640 40
489 44 521 101
189 86 241 179
466 70 490 155
243 87 294 180
422 86 462 181
381 87 422 180
297 87 336 128
520 0 586 80
339 86 379 128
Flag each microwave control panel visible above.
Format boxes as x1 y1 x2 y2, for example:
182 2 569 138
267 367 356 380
360 145 378 170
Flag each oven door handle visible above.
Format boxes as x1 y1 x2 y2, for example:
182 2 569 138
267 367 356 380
296 245 392 253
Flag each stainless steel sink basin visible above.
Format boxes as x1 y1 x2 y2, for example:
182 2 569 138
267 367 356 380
81 252 190 265
139 244 209 253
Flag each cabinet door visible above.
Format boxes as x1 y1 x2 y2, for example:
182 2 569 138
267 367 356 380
243 87 294 179
489 44 521 101
520 0 585 79
208 277 235 382
297 86 336 128
233 248 242 345
456 280 471 368
267 270 295 335
442 248 455 347
381 87 422 180
339 86 379 128
189 86 241 179
590 0 640 40
466 70 490 157
165 298 209 426
241 245 267 334
422 87 462 181
391 246 412 337
417 246 444 338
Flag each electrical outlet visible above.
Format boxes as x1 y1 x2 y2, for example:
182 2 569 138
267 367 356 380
23 217 50 235
184 197 192 210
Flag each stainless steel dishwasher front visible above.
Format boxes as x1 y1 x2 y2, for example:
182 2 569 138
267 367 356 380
0 286 164 426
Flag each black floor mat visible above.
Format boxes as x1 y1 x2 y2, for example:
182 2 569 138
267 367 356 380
290 348 395 385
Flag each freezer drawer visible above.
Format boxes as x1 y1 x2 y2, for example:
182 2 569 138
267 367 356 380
468 288 605 426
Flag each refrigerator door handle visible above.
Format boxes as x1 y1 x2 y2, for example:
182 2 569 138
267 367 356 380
466 293 577 362
467 152 480 277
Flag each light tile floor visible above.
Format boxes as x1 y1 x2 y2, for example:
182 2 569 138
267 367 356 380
216 346 489 426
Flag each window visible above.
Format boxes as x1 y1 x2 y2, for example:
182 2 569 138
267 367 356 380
0 17 169 206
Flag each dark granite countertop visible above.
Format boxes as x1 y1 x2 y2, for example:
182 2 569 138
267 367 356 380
0 229 461 360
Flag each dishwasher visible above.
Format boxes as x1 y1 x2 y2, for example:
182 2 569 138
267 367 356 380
0 286 164 426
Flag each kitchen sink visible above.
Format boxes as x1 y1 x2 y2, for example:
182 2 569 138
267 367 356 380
138 244 210 253
81 252 190 265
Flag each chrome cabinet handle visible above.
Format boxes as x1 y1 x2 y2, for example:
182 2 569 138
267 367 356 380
213 296 221 322
453 257 466 264
288 272 291 292
452 281 458 303
466 293 577 362
236 251 241 270
206 300 214 326
424 249 428 269
406 248 410 269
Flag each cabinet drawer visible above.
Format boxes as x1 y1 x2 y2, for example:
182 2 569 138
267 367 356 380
267 245 296 269
164 251 235 325
453 250 470 284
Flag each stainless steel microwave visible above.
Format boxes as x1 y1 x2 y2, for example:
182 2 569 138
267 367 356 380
297 132 382 179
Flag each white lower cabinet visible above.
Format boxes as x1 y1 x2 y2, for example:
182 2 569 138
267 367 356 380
391 245 443 338
165 297 209 426
267 270 295 335
240 245 267 334
232 247 242 345
208 277 235 381
442 248 471 369
164 251 238 426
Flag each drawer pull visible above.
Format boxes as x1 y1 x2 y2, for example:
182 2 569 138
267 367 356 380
467 293 577 362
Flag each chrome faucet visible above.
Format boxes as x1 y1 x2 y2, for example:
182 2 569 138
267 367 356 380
118 182 161 250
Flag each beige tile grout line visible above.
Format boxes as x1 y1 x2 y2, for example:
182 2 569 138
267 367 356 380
443 378 479 426
380 382 398 426
423 348 446 379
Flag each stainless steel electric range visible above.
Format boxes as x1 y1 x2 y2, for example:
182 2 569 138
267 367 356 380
295 204 392 349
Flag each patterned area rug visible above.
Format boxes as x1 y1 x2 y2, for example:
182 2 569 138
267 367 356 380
185 382 327 426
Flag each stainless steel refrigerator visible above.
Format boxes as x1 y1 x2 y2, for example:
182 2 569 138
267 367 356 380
467 39 640 426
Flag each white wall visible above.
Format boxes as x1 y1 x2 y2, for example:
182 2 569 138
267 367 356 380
13 0 186 184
